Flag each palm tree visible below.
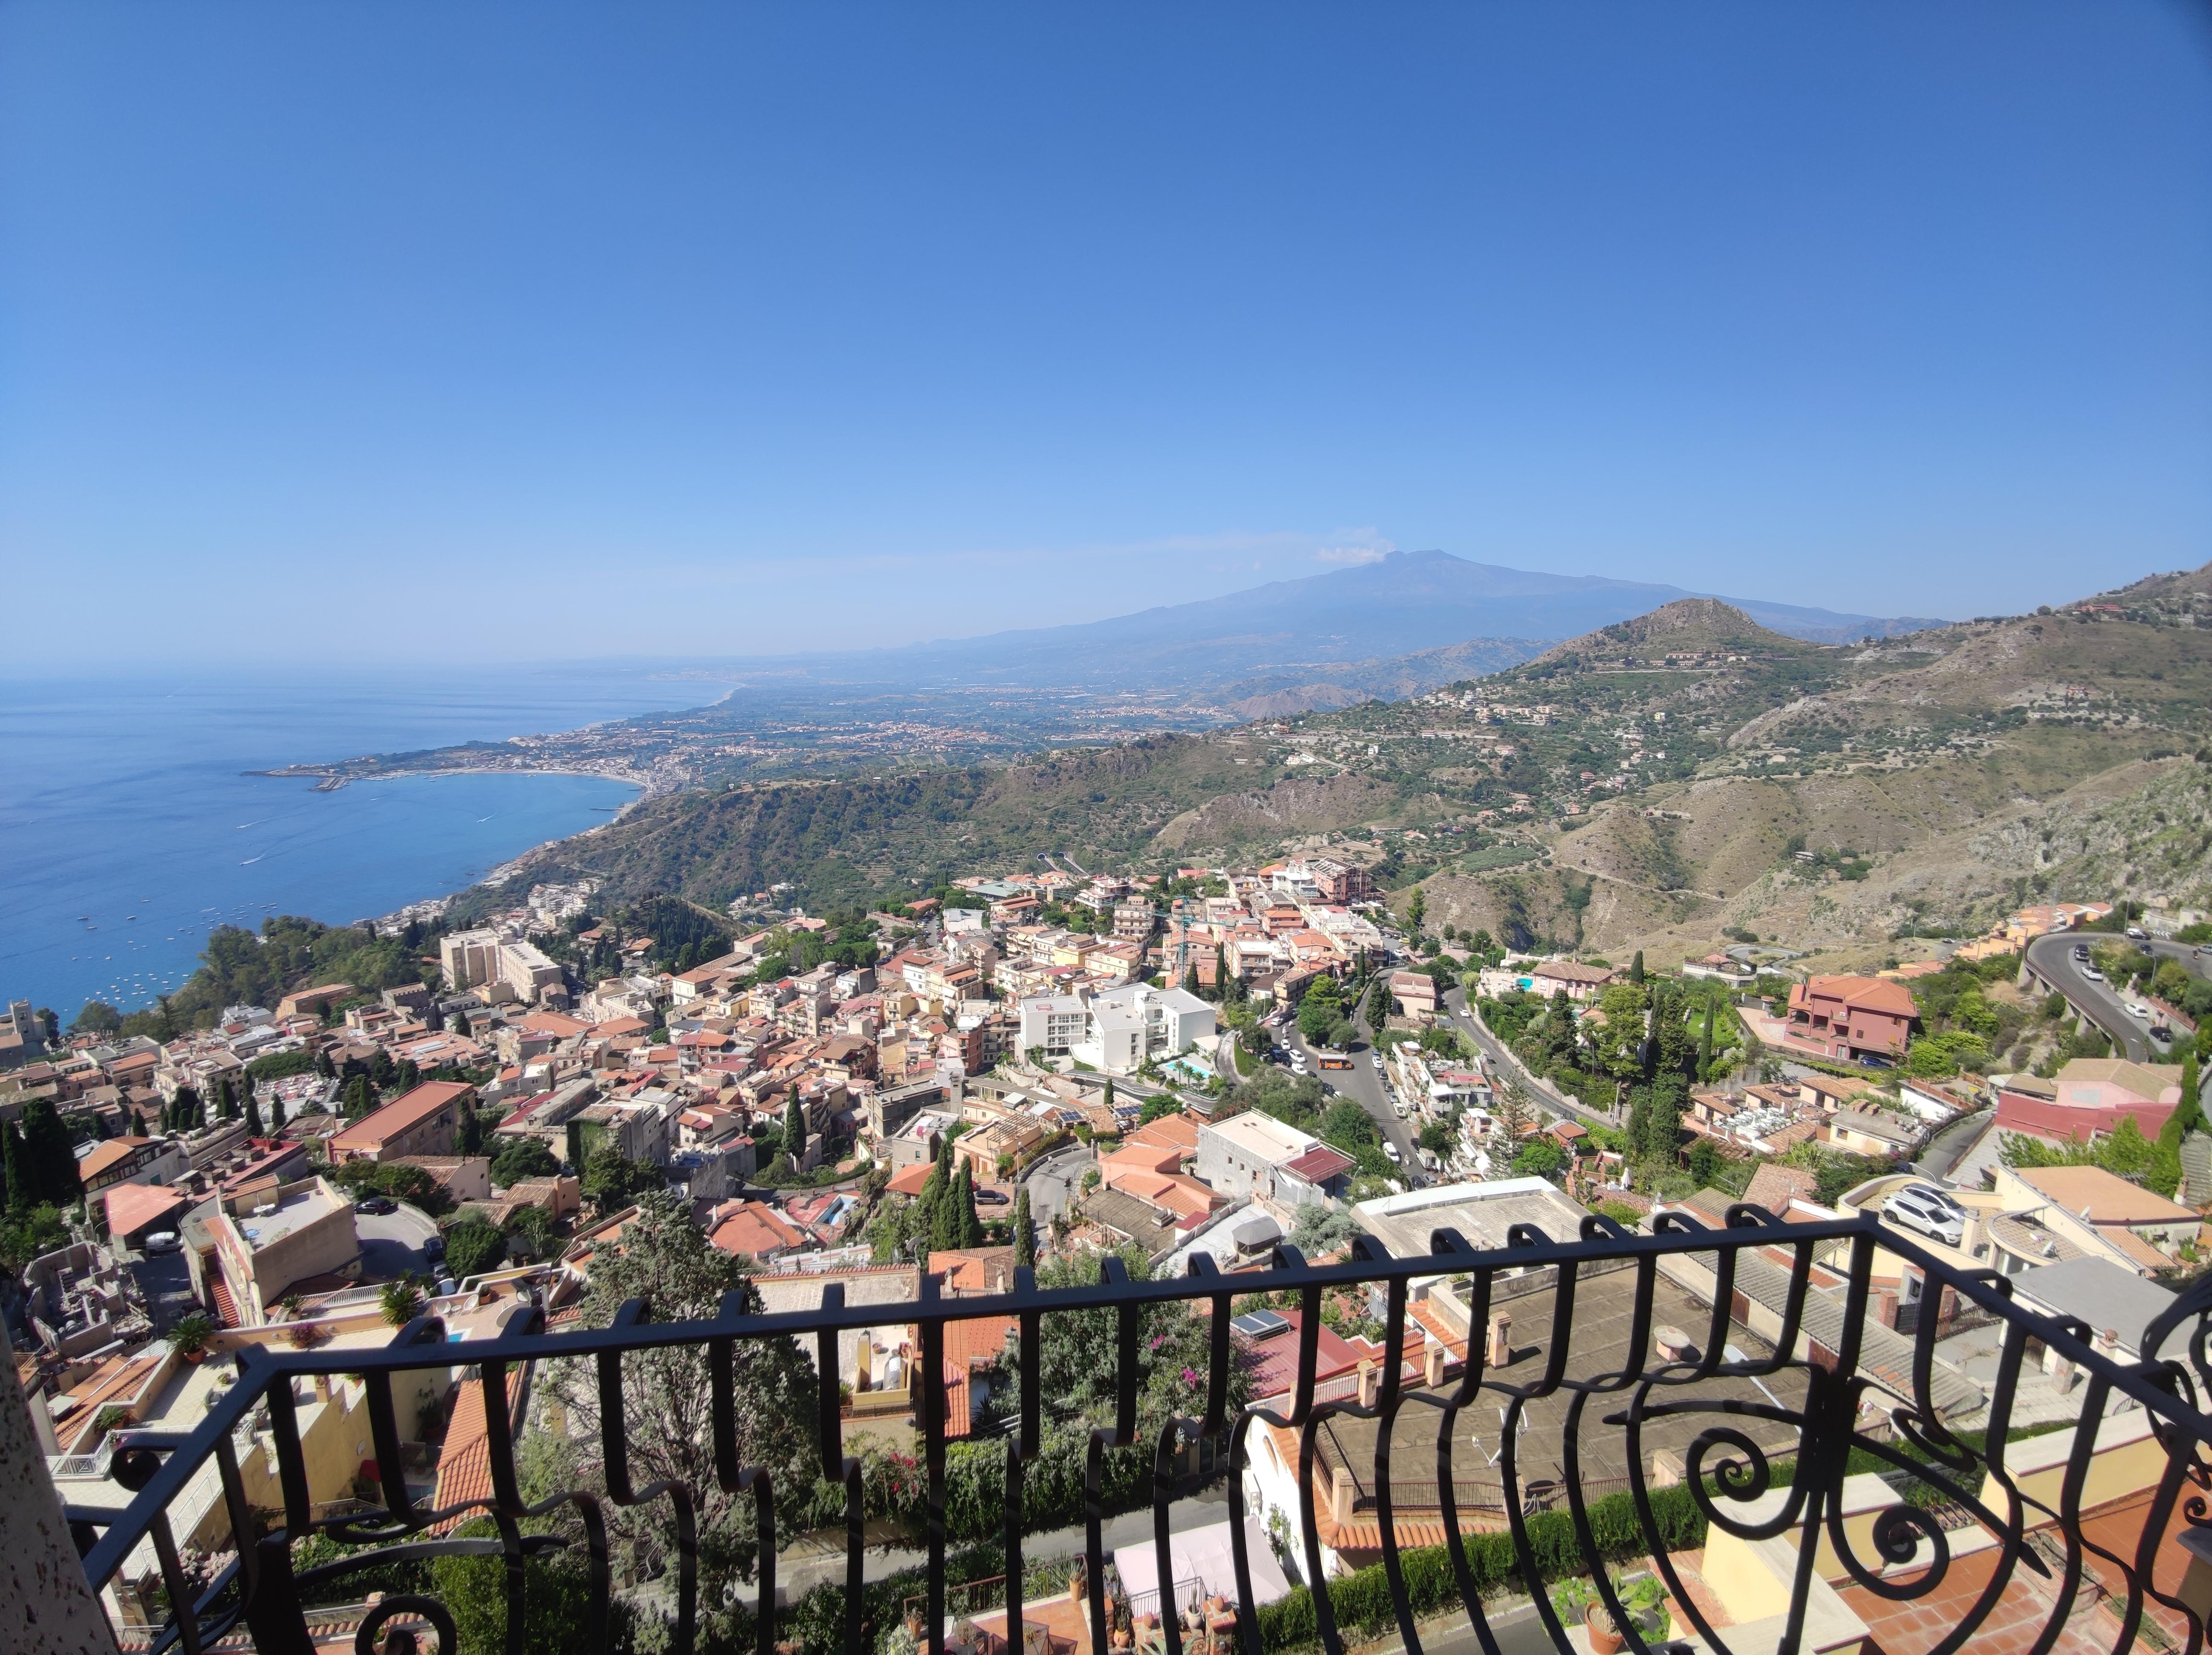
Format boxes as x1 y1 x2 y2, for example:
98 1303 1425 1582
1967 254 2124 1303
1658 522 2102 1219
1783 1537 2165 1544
378 1279 426 1327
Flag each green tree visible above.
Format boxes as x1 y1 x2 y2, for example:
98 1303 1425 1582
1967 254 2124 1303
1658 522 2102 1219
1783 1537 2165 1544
1182 963 1202 998
1629 951 1645 986
342 1073 375 1119
72 1001 123 1035
2 1123 27 1215
541 1196 820 1599
506 1204 558 1262
16 1100 81 1208
1511 1137 1567 1180
441 1216 507 1281
379 1279 426 1327
1012 1184 1034 1269
1404 887 1426 935
1290 1203 1360 1256
783 1095 808 1164
456 1099 485 1156
1103 1079 1115 1112
565 1118 586 1171
214 1076 236 1121
243 1083 265 1137
581 1149 663 1211
1697 998 1717 1082
1028 1245 1241 1434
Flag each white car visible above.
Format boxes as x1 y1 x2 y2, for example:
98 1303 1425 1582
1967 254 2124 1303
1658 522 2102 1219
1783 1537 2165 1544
1885 1186 1966 1247
2126 1001 2151 1019
1382 1141 1404 1164
2082 967 2106 982
2127 926 2149 940
143 1231 180 1254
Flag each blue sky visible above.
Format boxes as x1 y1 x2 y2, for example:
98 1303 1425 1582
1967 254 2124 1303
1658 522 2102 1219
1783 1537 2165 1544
3 2 2208 664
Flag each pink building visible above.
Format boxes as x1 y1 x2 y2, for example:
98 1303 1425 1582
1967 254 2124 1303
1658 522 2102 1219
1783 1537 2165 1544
1995 1059 2183 1145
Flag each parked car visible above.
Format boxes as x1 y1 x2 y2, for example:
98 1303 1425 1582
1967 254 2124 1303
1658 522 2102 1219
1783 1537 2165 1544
2150 1025 2176 1048
143 1231 180 1254
975 1188 1010 1206
1382 1141 1404 1164
2072 942 2091 961
2082 968 2106 982
2126 1001 2151 1019
1884 1186 1965 1247
354 1195 398 1216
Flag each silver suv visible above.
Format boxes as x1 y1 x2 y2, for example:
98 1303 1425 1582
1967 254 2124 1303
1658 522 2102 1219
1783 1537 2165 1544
1884 1183 1966 1247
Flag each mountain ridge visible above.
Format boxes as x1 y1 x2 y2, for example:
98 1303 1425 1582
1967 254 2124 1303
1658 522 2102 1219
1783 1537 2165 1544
717 551 1945 692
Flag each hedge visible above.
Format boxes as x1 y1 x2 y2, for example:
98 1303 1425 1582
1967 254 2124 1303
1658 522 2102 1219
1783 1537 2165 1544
1254 1479 1711 1651
776 1478 1719 1655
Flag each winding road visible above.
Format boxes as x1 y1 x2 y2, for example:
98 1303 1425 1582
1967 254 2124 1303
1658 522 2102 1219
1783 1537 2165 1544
2024 933 2154 1063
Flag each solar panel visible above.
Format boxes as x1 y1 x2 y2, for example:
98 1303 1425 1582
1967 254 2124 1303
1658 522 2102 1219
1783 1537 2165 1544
1230 1309 1291 1341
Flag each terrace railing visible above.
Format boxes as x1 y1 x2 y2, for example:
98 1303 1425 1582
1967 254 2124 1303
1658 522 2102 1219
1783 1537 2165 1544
47 1207 2212 1655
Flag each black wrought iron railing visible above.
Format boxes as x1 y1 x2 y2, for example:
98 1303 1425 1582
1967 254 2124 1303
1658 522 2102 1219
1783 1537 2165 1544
54 1207 2212 1655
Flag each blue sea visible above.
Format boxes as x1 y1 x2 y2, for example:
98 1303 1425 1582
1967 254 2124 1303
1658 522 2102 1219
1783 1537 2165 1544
0 671 727 1023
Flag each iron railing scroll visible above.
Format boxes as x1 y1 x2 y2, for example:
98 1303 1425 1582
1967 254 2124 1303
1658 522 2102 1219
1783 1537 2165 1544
52 1209 2212 1655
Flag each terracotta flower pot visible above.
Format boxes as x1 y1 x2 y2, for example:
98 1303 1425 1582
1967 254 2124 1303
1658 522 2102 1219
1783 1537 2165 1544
181 1347 207 1365
1584 1606 1623 1655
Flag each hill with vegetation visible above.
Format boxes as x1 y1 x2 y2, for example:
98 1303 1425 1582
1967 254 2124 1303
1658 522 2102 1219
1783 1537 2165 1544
478 567 2212 969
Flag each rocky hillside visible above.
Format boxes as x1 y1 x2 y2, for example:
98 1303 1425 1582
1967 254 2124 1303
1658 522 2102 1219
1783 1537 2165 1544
506 567 2212 956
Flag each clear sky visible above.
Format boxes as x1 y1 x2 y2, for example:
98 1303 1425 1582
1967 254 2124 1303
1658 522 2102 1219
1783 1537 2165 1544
3 3 2208 666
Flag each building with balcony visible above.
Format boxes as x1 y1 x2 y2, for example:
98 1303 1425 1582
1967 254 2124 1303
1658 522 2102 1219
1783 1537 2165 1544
1785 974 1919 1065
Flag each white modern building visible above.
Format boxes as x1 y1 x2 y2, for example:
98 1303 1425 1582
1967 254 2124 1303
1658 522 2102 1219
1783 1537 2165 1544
1018 984 1215 1074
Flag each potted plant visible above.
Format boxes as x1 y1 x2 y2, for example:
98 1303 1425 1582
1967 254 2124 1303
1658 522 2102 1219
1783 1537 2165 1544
167 1313 214 1365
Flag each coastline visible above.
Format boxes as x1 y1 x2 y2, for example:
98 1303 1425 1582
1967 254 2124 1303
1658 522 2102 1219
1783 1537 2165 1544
252 760 668 806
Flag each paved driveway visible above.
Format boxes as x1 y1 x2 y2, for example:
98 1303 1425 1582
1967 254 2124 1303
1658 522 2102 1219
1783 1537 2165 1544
127 1249 198 1337
1022 1145 1094 1227
355 1202 443 1282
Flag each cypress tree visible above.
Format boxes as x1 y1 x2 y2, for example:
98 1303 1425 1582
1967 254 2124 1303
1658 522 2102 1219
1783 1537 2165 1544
1698 1000 1716 1082
961 1163 985 1248
216 1076 237 1121
315 1048 336 1080
243 1083 264 1137
3 1123 26 1216
566 1119 586 1170
171 1085 200 1133
1212 944 1226 1002
784 1094 808 1165
1630 951 1646 986
269 1090 287 1134
17 1100 81 1208
1103 1079 1114 1113
1182 963 1202 998
1012 1185 1035 1269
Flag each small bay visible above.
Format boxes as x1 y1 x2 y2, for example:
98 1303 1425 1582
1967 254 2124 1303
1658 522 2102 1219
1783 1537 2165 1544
0 670 723 1022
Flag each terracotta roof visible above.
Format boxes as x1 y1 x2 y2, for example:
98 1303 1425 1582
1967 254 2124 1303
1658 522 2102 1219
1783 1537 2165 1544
885 1162 937 1198
1741 1162 1818 1216
102 1180 188 1237
710 1202 807 1259
2015 1165 2197 1224
429 1373 531 1534
78 1136 153 1181
1282 1145 1356 1183
330 1081 473 1150
1797 973 1920 1018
